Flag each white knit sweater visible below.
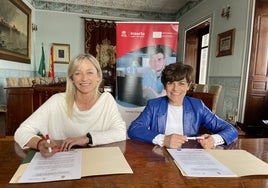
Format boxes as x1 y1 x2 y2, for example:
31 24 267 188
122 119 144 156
14 92 126 149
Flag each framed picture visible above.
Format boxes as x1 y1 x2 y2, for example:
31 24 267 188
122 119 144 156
216 29 235 57
0 0 31 63
52 43 70 64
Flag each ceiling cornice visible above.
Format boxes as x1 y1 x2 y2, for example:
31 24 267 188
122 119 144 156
29 0 203 21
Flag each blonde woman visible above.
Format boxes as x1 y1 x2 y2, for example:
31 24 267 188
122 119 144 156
15 54 126 157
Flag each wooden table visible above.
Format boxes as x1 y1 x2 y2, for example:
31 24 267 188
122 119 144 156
1 138 268 188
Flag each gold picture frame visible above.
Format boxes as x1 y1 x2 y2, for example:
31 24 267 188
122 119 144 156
52 43 70 64
0 0 31 63
216 29 235 57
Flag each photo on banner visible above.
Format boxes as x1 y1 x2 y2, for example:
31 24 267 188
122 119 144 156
116 22 179 126
116 22 178 107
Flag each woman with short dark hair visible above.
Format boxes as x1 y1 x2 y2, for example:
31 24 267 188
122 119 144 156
128 62 238 149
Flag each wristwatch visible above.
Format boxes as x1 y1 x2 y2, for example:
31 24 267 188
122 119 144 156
86 132 93 145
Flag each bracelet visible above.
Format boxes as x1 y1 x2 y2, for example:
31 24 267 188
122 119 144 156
86 132 93 145
36 138 44 151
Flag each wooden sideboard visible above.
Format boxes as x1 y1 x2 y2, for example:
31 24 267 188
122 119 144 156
5 85 65 136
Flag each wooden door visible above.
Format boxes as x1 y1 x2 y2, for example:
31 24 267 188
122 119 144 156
185 30 198 83
184 22 209 84
244 0 268 126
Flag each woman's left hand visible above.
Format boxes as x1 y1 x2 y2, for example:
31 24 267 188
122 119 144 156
198 134 215 149
60 136 88 151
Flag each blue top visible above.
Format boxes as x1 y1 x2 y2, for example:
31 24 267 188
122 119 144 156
142 69 164 94
128 96 238 145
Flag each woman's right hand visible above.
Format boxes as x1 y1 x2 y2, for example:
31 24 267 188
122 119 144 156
37 139 58 157
163 134 187 148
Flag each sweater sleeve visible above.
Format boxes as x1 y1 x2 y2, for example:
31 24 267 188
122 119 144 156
89 93 127 145
14 94 60 149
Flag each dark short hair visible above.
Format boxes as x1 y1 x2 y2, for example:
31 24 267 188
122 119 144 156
161 62 193 86
155 46 164 55
149 45 165 57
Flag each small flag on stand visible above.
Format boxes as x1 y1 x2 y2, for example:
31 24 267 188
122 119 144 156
48 46 55 79
38 44 46 77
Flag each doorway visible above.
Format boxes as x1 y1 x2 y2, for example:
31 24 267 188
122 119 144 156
184 20 210 84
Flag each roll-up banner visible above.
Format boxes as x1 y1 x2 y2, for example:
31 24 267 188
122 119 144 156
116 22 179 126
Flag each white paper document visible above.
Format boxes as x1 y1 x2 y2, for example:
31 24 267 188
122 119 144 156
18 150 81 183
167 148 236 177
10 147 133 184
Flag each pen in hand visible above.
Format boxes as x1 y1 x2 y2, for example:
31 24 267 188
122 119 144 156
177 136 205 151
45 134 52 153
187 136 205 140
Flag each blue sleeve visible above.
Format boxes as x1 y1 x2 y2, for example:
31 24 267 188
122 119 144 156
199 102 238 144
127 101 161 143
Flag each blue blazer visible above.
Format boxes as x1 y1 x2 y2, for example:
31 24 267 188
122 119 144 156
128 96 238 145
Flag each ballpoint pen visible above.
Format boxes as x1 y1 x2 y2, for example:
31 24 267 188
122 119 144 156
177 137 204 151
45 134 52 153
187 136 204 140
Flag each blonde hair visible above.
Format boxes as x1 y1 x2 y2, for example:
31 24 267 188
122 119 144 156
65 53 103 117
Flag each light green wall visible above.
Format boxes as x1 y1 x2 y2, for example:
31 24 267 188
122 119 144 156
0 5 85 104
0 0 255 122
0 7 84 75
34 11 84 75
177 0 252 76
177 0 254 121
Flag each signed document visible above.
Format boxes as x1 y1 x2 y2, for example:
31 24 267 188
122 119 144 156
167 149 235 177
18 150 81 183
167 148 268 177
10 147 133 183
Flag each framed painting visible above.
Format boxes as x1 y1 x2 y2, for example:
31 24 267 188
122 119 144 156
52 43 70 64
216 29 235 57
0 0 31 63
